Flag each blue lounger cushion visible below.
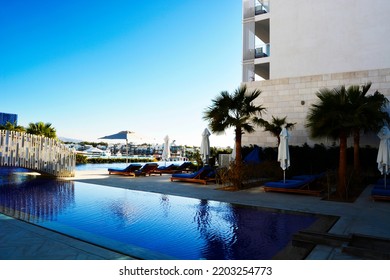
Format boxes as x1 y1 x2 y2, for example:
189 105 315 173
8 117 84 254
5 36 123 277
292 175 315 181
373 184 390 189
265 173 325 189
108 164 142 172
371 188 390 196
171 166 212 179
206 170 216 178
374 178 390 188
172 173 196 179
292 173 325 181
264 179 308 189
157 164 176 170
108 168 126 172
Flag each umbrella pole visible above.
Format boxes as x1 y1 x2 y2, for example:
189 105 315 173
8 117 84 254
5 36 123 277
283 170 286 184
126 139 128 164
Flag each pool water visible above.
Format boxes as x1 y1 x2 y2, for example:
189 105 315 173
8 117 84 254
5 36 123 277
0 168 317 260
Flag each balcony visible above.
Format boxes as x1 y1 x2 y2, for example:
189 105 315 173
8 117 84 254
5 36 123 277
243 0 270 19
255 44 270 58
255 0 269 15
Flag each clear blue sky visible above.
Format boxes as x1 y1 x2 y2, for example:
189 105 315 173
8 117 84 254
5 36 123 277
0 0 242 147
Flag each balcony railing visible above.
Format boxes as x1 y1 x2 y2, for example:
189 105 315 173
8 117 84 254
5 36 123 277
255 0 269 15
255 44 270 58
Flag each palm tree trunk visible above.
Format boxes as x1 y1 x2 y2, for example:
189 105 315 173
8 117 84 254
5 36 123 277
338 132 348 199
353 129 360 173
234 127 244 190
235 127 242 163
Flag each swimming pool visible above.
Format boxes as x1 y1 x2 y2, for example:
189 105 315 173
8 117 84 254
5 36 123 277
0 168 319 260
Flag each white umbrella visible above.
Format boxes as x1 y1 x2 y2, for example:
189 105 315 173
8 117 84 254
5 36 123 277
99 130 134 163
161 135 171 164
278 127 290 183
200 128 211 165
377 126 390 189
230 139 236 162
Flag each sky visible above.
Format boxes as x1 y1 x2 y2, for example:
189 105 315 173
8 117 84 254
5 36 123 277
0 0 242 147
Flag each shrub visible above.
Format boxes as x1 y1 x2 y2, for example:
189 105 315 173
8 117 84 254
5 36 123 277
218 160 280 190
76 154 88 164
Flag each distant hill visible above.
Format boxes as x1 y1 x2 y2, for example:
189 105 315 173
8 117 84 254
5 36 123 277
58 136 84 143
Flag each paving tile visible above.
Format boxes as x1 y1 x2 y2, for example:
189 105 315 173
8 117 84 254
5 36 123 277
0 213 133 260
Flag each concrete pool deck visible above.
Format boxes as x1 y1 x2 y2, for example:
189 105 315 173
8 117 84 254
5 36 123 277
1 169 390 260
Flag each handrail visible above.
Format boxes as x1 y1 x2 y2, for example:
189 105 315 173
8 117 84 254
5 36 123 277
255 0 269 15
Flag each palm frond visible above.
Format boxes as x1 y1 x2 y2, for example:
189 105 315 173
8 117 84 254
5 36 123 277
203 85 266 160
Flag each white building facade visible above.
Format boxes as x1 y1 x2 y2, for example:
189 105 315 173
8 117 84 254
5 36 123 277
242 0 390 147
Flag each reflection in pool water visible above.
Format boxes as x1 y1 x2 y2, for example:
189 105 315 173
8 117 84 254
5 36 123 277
0 168 317 259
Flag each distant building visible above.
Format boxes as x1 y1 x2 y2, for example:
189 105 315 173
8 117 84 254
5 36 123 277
0 112 18 126
242 0 390 147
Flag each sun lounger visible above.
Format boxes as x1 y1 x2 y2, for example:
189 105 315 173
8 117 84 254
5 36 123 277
157 164 176 170
133 163 159 176
371 185 390 201
152 164 182 175
108 163 142 176
374 178 390 188
175 161 197 173
170 166 216 185
152 162 197 175
263 174 324 196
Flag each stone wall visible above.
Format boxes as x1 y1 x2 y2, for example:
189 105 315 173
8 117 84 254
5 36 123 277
242 68 390 148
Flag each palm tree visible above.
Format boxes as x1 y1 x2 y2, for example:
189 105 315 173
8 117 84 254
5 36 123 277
0 121 26 132
347 83 389 172
306 86 352 199
203 85 266 164
26 122 57 138
255 115 296 146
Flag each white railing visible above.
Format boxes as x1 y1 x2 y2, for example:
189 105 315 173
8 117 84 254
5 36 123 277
255 43 270 58
0 130 76 177
243 0 270 19
255 0 270 15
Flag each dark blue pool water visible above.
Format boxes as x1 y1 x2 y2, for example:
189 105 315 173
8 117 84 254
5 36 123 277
0 168 317 260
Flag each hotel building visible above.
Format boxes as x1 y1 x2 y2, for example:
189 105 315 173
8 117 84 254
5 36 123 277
0 112 18 126
242 0 390 147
